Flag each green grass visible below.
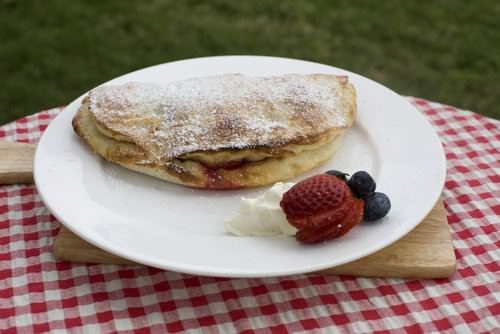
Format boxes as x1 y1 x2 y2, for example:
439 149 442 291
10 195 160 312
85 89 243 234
1 0 499 124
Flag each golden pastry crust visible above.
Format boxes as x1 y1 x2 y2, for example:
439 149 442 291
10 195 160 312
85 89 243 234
72 74 356 189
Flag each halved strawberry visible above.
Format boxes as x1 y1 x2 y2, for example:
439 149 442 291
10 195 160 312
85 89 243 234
280 174 364 244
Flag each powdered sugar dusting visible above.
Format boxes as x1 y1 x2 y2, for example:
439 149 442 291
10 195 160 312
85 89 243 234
89 74 353 162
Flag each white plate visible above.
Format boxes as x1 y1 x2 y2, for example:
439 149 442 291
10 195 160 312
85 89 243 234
34 56 446 277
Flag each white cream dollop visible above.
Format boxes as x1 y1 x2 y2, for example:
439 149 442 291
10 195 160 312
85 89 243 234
224 182 298 236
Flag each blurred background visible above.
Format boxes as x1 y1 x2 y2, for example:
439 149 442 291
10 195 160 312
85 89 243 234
1 0 498 124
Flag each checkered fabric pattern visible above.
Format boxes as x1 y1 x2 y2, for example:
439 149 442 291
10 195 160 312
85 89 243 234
1 98 499 333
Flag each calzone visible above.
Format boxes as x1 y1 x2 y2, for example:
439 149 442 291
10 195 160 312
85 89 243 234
72 74 356 189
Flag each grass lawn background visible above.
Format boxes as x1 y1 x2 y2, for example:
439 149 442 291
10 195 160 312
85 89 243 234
1 0 498 124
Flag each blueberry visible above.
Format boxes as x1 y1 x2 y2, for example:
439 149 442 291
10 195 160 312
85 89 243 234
348 171 376 197
325 170 349 182
363 192 391 221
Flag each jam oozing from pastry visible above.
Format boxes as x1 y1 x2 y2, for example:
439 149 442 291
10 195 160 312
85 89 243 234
201 165 242 190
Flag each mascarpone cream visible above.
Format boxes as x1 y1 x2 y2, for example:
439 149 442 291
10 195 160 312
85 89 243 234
224 182 297 236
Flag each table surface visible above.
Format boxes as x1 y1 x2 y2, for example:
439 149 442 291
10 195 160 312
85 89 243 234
1 97 498 333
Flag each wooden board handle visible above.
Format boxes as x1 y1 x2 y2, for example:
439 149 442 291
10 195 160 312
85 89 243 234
0 141 37 184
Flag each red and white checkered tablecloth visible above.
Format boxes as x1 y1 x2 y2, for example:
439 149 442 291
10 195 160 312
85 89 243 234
0 97 499 333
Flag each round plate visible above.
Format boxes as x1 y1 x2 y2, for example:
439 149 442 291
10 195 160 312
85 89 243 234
34 56 446 277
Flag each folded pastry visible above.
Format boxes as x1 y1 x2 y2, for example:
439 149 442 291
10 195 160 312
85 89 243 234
72 74 356 189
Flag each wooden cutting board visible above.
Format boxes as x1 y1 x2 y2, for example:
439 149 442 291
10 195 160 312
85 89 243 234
53 201 456 278
1 141 456 278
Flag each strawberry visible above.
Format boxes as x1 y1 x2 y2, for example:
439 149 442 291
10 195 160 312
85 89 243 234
279 174 364 243
280 174 351 228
